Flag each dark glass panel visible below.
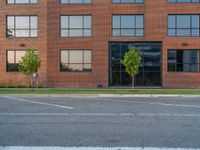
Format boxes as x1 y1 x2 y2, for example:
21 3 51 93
121 72 132 86
112 72 120 86
143 72 161 86
110 42 161 87
168 63 176 72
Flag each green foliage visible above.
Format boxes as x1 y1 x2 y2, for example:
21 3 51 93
19 48 41 89
19 48 41 76
121 47 142 77
121 47 142 88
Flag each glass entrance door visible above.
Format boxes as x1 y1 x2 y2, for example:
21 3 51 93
109 42 162 87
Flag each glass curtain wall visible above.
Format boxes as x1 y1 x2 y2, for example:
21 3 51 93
110 42 161 87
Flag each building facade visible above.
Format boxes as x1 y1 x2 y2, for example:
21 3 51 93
0 0 200 88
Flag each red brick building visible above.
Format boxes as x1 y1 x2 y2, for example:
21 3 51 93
0 0 200 88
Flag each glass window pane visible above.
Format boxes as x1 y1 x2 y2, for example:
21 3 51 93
176 29 190 36
113 16 120 28
7 51 15 63
15 30 30 37
16 0 30 3
84 51 91 63
69 29 83 36
31 30 37 37
61 16 68 28
121 16 134 28
136 29 144 36
7 29 15 37
61 51 69 63
168 15 176 28
7 16 14 29
121 29 135 36
113 29 120 36
84 16 91 28
16 16 30 29
16 51 26 63
136 15 144 28
191 29 199 36
69 64 83 71
83 29 91 36
69 51 83 63
177 15 190 28
31 16 37 29
69 16 83 28
83 64 92 71
61 30 69 37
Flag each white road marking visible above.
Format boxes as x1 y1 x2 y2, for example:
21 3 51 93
103 98 200 108
0 147 199 150
0 113 200 117
1 96 74 110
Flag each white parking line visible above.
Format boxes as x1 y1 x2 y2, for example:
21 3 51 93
1 96 74 110
0 113 200 117
0 147 199 150
103 99 200 108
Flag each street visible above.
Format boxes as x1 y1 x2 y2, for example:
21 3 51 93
0 95 200 149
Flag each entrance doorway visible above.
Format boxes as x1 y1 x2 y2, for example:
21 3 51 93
109 42 162 87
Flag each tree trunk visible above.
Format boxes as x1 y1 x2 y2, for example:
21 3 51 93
30 75 33 91
132 76 134 89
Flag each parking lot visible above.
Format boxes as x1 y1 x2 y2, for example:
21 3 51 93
0 94 200 148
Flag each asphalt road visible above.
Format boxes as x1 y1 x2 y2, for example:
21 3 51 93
0 95 200 148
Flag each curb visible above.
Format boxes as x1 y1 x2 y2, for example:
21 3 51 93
1 94 200 98
98 94 200 98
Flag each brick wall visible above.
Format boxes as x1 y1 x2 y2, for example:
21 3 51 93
0 0 200 88
0 0 48 86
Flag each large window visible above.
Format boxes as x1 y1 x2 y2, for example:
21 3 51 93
6 50 26 72
168 50 200 72
168 15 200 37
112 15 144 37
7 16 38 37
60 50 92 72
7 0 37 4
61 15 91 37
110 43 161 86
113 0 143 3
168 0 200 3
61 0 91 4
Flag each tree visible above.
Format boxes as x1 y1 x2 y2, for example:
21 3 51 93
19 48 41 90
121 47 142 89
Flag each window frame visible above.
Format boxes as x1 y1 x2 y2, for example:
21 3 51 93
6 15 38 38
112 0 144 4
60 0 92 4
60 49 92 72
167 49 200 73
60 15 92 37
168 14 200 37
112 14 144 37
6 50 26 72
168 0 200 3
6 0 38 4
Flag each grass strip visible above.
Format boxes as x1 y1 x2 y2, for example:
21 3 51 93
0 89 200 94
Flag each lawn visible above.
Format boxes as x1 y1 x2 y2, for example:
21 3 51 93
0 89 200 94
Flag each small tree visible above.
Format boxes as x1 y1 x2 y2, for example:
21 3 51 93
121 47 142 89
19 48 41 90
